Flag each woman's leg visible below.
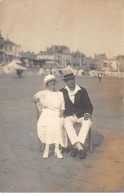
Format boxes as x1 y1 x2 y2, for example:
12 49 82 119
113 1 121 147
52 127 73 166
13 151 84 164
55 143 59 151
45 144 49 151
76 142 83 150
55 143 63 159
43 144 50 159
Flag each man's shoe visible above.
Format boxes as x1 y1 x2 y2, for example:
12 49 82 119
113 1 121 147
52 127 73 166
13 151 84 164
79 149 87 159
71 148 79 157
61 147 66 153
61 146 72 153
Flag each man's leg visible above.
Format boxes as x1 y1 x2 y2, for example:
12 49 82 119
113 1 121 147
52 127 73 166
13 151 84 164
64 116 80 157
64 116 78 145
78 117 92 145
75 117 92 159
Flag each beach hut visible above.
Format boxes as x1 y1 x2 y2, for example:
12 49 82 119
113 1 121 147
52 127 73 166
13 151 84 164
61 65 78 75
39 68 45 75
51 68 61 75
45 68 51 75
3 60 27 74
89 70 98 77
78 69 84 76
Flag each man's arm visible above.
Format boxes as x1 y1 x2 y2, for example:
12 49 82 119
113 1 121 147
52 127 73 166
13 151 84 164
81 88 93 120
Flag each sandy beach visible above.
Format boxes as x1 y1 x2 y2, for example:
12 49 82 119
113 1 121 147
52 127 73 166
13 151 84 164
0 73 124 192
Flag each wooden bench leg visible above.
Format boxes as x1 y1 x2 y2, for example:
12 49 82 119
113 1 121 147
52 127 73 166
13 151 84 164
89 128 93 153
35 103 42 151
38 138 43 152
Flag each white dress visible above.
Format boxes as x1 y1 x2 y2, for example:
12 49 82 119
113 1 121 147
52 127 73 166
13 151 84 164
34 90 67 147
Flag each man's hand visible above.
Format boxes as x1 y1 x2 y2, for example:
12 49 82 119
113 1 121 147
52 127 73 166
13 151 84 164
84 113 91 121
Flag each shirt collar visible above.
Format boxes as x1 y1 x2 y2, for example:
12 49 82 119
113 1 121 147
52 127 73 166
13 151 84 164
65 85 81 95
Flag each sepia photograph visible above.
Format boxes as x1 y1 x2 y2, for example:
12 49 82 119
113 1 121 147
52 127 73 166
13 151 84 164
0 0 124 193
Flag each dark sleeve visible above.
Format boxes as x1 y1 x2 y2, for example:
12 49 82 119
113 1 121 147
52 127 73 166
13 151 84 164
82 88 93 115
59 88 64 93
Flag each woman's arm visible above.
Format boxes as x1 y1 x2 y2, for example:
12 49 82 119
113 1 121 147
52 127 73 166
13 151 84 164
32 97 39 104
59 92 65 117
59 109 65 118
41 99 59 110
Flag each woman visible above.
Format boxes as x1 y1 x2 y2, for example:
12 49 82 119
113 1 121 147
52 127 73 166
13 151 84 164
34 74 67 159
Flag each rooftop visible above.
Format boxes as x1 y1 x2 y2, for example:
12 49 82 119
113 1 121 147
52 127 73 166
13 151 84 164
4 39 20 47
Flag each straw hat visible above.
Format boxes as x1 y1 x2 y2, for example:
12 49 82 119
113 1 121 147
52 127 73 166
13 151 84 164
44 74 56 86
63 72 75 81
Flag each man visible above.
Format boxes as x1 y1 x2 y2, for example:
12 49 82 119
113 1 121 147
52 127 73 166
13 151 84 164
60 72 93 159
98 73 102 82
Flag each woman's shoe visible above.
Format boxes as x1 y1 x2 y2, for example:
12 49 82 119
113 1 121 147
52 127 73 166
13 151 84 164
54 149 63 159
43 149 49 159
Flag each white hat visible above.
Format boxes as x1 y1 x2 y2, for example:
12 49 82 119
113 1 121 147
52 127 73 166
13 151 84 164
44 74 56 86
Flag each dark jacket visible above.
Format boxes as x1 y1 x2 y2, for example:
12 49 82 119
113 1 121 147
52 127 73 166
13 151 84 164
60 86 93 118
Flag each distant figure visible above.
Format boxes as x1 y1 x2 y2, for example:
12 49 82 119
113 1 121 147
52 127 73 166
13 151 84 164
98 73 102 82
59 70 63 75
16 69 23 79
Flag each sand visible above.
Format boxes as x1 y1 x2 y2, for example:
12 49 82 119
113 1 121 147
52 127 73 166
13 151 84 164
0 73 124 192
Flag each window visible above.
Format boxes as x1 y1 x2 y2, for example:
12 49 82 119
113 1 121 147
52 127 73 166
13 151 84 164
10 46 12 51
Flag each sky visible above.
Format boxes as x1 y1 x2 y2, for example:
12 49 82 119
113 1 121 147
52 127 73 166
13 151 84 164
0 0 124 58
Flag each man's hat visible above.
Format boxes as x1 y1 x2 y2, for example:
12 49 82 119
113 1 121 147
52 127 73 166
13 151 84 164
63 72 75 81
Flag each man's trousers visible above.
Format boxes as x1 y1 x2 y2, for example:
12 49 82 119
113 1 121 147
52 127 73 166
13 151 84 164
64 115 92 145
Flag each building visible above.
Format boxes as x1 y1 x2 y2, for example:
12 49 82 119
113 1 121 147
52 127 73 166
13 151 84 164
0 32 21 65
71 51 85 67
3 39 21 65
0 32 4 65
71 51 95 70
54 52 72 66
20 51 37 60
37 45 72 67
116 55 124 72
83 56 96 70
94 53 107 70
37 51 54 61
47 45 70 54
20 51 44 68
103 60 118 71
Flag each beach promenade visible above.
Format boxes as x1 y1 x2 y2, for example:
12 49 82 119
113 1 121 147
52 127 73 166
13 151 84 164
0 74 124 192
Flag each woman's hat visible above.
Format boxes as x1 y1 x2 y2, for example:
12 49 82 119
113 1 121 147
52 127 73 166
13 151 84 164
63 72 75 81
44 74 56 86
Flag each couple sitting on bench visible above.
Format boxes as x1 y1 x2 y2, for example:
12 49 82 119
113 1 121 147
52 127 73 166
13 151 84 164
33 72 93 159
